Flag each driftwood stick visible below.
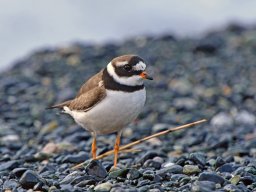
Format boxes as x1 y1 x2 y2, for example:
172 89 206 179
72 119 207 169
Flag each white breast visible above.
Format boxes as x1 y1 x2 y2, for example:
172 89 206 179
67 88 146 135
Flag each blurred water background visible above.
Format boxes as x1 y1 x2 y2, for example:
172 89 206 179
1 0 256 72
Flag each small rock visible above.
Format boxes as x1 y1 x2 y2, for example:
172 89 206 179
240 176 255 185
235 110 256 125
19 170 43 189
215 156 225 168
127 169 141 180
0 160 20 171
153 156 164 164
0 134 19 142
169 79 192 95
142 170 155 181
3 179 19 190
173 97 197 110
137 151 159 164
230 175 240 185
40 121 58 134
192 181 216 192
41 142 58 154
94 182 112 192
85 160 108 179
109 168 129 179
156 165 183 177
75 179 96 187
11 168 28 178
152 123 169 133
223 184 241 192
143 159 161 169
60 171 82 184
62 151 89 163
211 112 233 127
189 152 206 166
183 165 201 175
216 163 234 173
59 184 74 191
198 172 225 185
148 189 161 192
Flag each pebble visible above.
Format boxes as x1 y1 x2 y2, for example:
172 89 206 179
1 26 256 191
156 164 183 177
60 171 82 184
235 110 256 125
85 160 108 179
192 181 216 192
11 168 28 178
0 160 20 171
210 112 234 127
223 184 241 192
94 182 113 192
143 159 162 169
152 123 169 133
3 179 19 190
109 168 129 179
137 152 159 164
19 170 43 189
62 151 89 163
198 172 225 185
127 169 142 180
183 165 201 175
216 163 234 173
189 152 206 166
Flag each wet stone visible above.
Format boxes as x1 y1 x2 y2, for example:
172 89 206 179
62 151 89 163
3 179 19 190
156 164 183 177
183 165 201 175
60 171 83 185
19 170 43 189
137 152 159 164
94 182 113 192
192 181 216 192
127 169 142 180
0 160 20 171
223 184 241 192
215 156 226 168
11 168 28 178
143 159 162 169
189 152 206 166
109 168 129 179
240 175 255 185
85 160 108 179
216 163 234 173
210 112 234 127
198 172 225 185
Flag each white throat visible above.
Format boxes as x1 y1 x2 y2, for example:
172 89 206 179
107 62 143 86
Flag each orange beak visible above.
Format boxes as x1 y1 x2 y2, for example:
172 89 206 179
139 71 153 80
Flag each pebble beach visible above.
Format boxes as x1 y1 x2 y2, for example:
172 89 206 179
1 24 256 191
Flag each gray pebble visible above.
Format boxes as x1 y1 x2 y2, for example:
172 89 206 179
85 160 108 179
198 172 225 185
19 170 43 189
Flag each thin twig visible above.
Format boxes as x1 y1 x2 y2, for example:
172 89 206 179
72 119 207 169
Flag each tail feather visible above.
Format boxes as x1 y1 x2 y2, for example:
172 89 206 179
46 100 72 109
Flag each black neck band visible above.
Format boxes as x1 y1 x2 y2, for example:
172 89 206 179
103 68 144 92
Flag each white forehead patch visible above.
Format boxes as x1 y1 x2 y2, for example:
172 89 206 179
115 61 128 67
133 61 146 71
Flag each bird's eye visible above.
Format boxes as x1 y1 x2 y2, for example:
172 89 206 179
124 64 132 71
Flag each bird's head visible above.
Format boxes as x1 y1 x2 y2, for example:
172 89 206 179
107 55 153 86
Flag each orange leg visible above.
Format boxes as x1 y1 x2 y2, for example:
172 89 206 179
91 134 97 159
114 132 121 167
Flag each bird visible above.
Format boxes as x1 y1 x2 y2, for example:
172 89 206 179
48 55 153 167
